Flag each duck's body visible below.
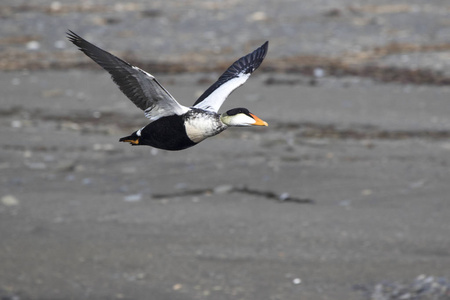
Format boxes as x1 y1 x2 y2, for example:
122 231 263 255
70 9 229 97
122 109 225 150
67 31 268 151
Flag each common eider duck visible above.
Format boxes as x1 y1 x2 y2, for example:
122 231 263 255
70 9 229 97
67 31 268 151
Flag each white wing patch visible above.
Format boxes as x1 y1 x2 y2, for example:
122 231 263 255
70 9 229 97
193 73 250 113
144 105 189 122
131 66 190 122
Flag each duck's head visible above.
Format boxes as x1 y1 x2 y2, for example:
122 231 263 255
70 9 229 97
220 108 268 127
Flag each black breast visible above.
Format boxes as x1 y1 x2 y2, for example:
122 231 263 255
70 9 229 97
139 115 197 151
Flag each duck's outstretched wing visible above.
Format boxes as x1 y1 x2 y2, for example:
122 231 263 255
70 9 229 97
67 31 189 122
192 41 268 113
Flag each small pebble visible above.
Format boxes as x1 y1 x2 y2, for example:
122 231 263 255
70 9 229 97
11 120 22 128
26 40 40 51
123 194 142 202
314 67 325 78
50 1 62 11
279 192 290 201
293 278 302 285
213 184 234 194
1 195 19 206
248 11 268 22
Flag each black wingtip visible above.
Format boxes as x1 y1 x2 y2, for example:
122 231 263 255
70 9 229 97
239 40 269 75
66 30 84 48
254 40 269 65
261 41 269 53
66 30 78 42
251 41 268 61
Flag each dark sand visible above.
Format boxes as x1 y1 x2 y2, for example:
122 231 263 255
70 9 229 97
1 70 450 300
1 1 450 299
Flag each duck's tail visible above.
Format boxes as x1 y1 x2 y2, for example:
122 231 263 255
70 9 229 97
119 132 140 145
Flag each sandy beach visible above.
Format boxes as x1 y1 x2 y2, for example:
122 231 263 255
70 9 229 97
1 1 450 299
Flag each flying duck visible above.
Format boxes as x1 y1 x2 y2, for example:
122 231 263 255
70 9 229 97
67 31 268 151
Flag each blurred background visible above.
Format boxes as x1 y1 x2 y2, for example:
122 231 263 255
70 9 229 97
1 1 450 299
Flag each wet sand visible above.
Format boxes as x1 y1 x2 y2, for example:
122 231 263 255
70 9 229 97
2 1 450 299
1 70 450 300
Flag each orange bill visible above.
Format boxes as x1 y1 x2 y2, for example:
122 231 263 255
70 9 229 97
250 113 268 126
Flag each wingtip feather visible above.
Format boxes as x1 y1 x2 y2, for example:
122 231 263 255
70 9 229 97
66 30 87 50
66 30 79 42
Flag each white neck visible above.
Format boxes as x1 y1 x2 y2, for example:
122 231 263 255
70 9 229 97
184 113 227 143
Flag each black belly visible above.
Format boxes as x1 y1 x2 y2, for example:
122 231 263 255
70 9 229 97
139 115 197 151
